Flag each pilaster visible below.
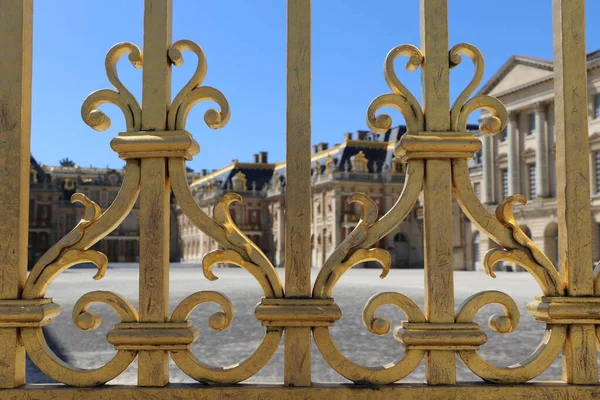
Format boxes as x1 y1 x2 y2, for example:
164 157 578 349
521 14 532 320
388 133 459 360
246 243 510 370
481 135 493 204
535 102 549 198
507 110 520 195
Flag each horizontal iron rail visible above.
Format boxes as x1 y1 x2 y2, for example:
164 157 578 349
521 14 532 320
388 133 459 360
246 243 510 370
2 383 600 399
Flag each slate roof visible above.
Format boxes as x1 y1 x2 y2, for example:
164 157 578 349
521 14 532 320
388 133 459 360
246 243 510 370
223 165 275 191
192 124 480 191
308 124 478 175
193 163 276 191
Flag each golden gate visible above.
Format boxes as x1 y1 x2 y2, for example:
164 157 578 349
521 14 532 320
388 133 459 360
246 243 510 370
0 0 598 398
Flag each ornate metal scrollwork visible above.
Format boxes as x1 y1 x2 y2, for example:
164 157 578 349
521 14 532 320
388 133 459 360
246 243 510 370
18 37 245 387
81 42 143 132
449 43 507 135
167 39 230 131
367 44 424 134
17 40 147 386
448 44 567 383
12 21 591 391
312 41 569 385
21 167 141 385
169 171 284 383
152 38 285 384
312 46 427 384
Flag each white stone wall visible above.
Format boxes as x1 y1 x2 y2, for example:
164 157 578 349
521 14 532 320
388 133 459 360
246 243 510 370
473 61 600 271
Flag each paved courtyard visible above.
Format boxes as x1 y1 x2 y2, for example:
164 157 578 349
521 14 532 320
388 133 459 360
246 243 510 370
28 265 565 384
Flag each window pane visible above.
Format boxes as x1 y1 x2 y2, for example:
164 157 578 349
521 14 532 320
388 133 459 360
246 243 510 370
502 169 508 198
528 113 535 135
473 234 480 263
529 164 536 199
595 94 600 119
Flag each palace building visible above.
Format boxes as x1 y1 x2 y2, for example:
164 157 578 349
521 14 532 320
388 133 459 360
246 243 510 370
28 158 191 267
179 50 600 272
32 50 600 272
469 49 600 271
178 125 478 269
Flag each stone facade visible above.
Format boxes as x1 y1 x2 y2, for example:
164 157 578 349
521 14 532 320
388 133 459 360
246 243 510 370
180 50 600 272
469 50 600 271
179 127 476 270
28 158 191 267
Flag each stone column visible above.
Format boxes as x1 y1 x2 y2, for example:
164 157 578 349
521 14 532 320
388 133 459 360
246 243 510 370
535 102 549 198
331 190 340 247
507 111 520 195
481 135 493 204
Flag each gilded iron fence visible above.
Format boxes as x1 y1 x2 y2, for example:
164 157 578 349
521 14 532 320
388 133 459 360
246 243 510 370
0 0 599 398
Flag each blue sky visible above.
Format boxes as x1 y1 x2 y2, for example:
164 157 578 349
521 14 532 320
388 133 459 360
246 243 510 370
32 1 600 170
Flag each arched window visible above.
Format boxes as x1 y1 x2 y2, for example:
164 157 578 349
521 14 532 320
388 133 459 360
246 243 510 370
394 233 407 243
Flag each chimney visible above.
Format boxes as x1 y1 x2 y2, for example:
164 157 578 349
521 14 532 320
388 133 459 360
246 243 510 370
357 130 367 140
312 143 329 154
344 132 353 141
201 169 208 176
253 154 260 163
259 151 268 163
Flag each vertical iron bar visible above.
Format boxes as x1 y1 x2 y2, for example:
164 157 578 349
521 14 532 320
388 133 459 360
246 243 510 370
0 0 32 388
552 0 598 384
138 0 172 386
284 0 312 387
420 0 456 384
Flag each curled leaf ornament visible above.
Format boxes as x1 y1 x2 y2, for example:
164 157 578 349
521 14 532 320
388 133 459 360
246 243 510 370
448 43 507 135
81 42 143 132
313 291 426 384
167 39 230 131
367 44 424 133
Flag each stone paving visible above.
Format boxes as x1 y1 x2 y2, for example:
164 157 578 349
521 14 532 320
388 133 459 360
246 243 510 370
28 265 564 384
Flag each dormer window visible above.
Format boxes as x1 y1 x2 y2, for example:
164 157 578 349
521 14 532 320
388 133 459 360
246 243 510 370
231 172 247 191
64 178 76 191
351 151 369 173
30 169 38 184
